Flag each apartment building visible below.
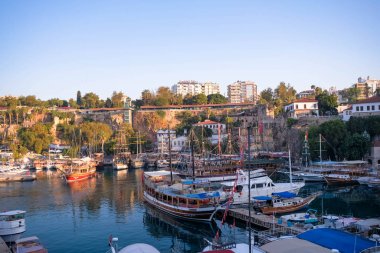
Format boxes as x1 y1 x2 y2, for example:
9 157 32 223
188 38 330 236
227 80 257 103
171 81 219 97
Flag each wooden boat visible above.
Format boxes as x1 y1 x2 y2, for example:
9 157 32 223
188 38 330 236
253 191 321 215
63 158 96 183
13 236 48 253
324 174 359 185
143 170 227 222
0 210 26 242
178 157 243 183
113 128 130 170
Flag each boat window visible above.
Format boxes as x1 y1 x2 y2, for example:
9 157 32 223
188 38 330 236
254 183 264 188
236 185 243 193
5 214 24 221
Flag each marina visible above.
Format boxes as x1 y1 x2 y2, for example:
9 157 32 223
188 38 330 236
1 168 380 252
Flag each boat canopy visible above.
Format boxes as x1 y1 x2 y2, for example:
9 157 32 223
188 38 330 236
297 228 376 253
185 192 220 199
272 191 297 198
182 179 210 185
253 196 272 201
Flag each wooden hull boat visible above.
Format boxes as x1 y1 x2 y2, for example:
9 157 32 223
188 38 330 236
257 192 321 215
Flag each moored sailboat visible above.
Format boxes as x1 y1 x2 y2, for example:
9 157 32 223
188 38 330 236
62 157 96 182
253 191 321 215
143 170 226 222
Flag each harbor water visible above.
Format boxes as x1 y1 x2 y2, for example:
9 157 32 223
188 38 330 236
1 169 380 252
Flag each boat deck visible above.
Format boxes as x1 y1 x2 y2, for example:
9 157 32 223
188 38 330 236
228 208 306 235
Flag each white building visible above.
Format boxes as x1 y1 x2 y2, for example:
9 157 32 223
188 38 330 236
172 81 220 97
193 119 227 145
284 99 319 118
227 81 257 103
171 136 188 152
156 130 176 153
341 107 352 121
350 96 380 119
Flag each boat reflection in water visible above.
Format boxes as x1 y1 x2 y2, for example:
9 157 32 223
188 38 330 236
143 204 219 252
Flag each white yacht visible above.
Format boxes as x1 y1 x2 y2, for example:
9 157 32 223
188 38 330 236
221 169 305 205
0 210 26 242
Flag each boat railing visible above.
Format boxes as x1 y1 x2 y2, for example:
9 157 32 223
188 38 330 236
203 238 236 250
360 246 380 253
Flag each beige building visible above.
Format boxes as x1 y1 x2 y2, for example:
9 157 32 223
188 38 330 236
354 76 380 100
227 80 258 103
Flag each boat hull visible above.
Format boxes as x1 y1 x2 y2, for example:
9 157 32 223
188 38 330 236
113 163 128 170
143 192 218 222
324 176 358 186
260 194 319 215
0 232 24 243
65 171 95 182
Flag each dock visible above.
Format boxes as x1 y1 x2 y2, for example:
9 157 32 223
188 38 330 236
0 237 12 253
228 208 306 235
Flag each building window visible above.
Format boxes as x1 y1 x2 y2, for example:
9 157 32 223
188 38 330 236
356 106 359 111
296 105 298 109
304 104 306 109
367 106 370 111
360 106 363 111
313 104 317 108
372 105 375 110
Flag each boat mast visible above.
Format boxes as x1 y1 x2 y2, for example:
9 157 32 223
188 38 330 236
191 131 195 183
218 123 221 156
319 133 322 166
247 125 252 252
168 126 172 184
289 149 293 186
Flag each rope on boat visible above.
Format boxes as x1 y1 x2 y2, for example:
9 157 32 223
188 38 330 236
215 171 239 240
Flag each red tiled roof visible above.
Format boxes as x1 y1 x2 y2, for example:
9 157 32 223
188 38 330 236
81 107 126 111
285 98 317 106
353 96 380 104
194 120 219 126
293 98 318 103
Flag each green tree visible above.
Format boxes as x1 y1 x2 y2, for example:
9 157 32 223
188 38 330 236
316 91 338 115
111 91 124 108
341 87 360 103
76 91 83 107
193 94 207 105
18 123 53 154
68 98 78 108
319 120 347 160
259 88 274 106
141 89 155 105
105 98 113 108
154 87 173 106
80 122 113 153
82 92 100 108
207 94 228 104
343 132 370 160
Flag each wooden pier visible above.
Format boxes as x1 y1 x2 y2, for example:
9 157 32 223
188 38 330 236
228 208 306 235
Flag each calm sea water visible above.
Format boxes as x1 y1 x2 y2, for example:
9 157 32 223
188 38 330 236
1 169 380 253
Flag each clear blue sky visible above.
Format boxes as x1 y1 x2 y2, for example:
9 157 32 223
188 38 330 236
1 0 379 101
